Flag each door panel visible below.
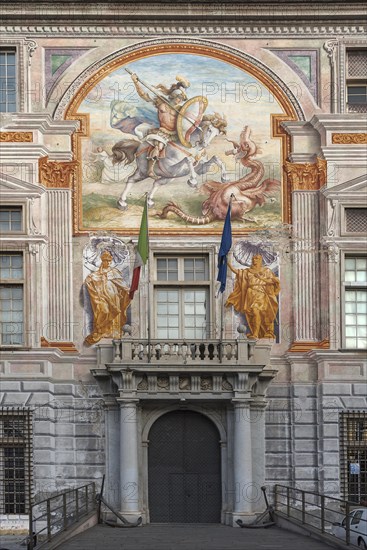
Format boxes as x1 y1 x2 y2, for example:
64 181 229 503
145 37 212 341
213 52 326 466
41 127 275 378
148 410 221 523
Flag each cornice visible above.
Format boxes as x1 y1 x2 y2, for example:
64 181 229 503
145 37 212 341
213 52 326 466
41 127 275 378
0 3 366 22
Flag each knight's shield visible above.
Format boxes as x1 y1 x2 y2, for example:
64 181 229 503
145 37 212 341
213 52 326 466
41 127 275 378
177 96 208 148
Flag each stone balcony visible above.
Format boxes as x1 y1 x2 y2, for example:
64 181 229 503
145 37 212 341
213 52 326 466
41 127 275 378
92 338 276 402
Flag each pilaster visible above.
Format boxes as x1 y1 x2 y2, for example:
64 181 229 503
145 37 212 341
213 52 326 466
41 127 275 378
45 188 73 342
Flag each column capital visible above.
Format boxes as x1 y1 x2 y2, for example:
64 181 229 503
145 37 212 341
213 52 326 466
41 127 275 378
117 399 140 407
231 399 252 408
284 157 327 191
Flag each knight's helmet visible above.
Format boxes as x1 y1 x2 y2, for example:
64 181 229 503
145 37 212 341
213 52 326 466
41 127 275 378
170 75 191 103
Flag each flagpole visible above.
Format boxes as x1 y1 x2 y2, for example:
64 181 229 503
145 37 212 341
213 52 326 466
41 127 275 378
220 292 224 363
145 193 151 364
217 193 235 362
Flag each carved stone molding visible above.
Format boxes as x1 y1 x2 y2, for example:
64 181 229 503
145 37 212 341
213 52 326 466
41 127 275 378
284 157 327 191
40 337 78 353
0 25 365 38
0 132 33 142
332 133 367 144
25 39 38 66
288 339 330 352
39 156 78 188
55 38 304 121
323 39 338 61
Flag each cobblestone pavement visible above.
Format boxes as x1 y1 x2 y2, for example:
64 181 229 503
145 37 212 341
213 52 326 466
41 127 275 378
60 523 337 550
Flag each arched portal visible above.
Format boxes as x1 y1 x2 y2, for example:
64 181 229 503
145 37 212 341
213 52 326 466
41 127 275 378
148 409 221 523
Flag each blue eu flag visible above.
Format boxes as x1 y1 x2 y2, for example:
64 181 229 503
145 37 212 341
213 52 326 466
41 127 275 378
217 203 232 293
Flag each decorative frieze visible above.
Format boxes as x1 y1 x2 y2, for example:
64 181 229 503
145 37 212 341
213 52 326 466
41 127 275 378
332 133 367 144
39 156 78 188
0 25 365 37
0 132 33 142
284 157 327 191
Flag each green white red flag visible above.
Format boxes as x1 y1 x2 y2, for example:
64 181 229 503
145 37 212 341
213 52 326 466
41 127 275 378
129 199 149 299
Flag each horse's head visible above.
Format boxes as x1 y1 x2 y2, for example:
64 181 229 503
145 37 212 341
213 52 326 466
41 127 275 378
196 113 227 149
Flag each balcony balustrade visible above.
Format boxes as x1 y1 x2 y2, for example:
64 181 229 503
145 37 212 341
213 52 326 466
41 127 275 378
92 338 276 402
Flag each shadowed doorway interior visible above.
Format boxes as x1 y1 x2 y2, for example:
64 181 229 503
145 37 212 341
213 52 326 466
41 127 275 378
148 410 221 523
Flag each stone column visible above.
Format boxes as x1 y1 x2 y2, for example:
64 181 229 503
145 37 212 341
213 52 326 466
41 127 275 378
250 402 267 510
232 400 253 523
105 404 120 510
119 400 140 521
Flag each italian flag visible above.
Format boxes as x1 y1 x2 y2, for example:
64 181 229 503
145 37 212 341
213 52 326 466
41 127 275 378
129 199 149 299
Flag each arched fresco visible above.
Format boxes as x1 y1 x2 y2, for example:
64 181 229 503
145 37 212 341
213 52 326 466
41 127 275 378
66 43 300 235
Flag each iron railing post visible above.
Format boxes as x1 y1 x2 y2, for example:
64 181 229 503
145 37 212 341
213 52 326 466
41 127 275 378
47 499 51 541
320 495 325 533
286 486 290 517
63 493 67 531
92 482 96 507
345 501 350 545
28 504 34 550
76 488 79 521
302 491 305 524
274 485 278 511
86 484 89 514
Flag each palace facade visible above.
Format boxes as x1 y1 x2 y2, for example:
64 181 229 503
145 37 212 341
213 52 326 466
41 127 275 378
0 0 366 530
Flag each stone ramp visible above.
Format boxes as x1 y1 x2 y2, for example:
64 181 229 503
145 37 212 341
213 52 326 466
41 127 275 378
59 523 337 550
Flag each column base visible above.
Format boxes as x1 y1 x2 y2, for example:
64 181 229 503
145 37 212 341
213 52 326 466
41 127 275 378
117 511 143 525
230 512 258 527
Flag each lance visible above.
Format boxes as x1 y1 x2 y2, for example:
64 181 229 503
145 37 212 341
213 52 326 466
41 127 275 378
124 67 202 132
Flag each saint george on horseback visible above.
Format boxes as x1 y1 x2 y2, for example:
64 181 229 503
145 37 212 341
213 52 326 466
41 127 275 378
110 67 228 210
130 72 190 178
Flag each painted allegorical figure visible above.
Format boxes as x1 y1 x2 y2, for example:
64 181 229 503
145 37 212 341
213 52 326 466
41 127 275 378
226 254 280 339
84 250 131 345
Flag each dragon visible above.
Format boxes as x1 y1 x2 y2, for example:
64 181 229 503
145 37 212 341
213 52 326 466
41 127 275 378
158 126 280 225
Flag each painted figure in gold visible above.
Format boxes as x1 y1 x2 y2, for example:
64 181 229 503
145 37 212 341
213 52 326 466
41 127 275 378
84 250 131 345
226 254 280 339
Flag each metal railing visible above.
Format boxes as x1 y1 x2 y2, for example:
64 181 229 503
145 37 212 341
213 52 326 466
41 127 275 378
28 483 96 549
274 484 367 547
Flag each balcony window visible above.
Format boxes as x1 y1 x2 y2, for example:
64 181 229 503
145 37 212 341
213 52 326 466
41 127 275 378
154 256 210 340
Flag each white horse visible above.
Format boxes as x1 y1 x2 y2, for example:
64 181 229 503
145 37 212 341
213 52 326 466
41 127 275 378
113 114 228 210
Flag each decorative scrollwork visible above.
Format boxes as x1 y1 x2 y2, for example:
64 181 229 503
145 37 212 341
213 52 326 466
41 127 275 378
332 133 367 144
26 39 38 66
0 132 33 142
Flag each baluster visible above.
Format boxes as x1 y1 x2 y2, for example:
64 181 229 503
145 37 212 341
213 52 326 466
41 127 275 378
132 342 138 361
113 339 121 362
222 343 227 362
145 342 150 362
203 342 209 361
213 342 219 362
177 342 183 362
194 343 200 361
186 343 192 362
